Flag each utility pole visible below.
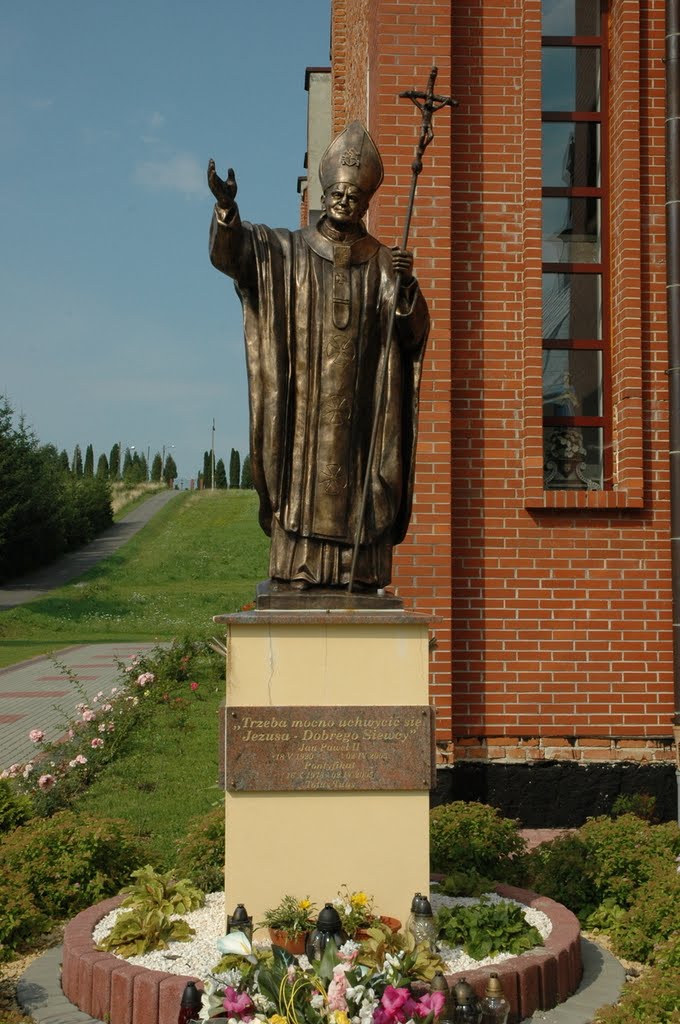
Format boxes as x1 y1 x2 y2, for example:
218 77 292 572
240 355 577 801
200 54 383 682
211 418 216 491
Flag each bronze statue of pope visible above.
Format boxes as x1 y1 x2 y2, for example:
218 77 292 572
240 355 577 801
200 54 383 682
208 122 429 591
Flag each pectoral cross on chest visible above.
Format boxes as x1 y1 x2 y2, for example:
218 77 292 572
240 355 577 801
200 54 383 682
332 243 352 329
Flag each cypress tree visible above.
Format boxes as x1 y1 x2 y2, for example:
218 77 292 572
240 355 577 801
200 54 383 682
151 452 163 482
241 453 253 489
229 448 241 489
163 453 177 486
72 444 83 478
58 449 70 473
109 443 120 480
215 458 228 488
96 453 109 480
122 447 133 480
84 444 94 478
202 450 212 489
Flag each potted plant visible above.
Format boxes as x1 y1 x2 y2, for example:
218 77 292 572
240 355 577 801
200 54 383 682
259 894 317 954
333 886 401 939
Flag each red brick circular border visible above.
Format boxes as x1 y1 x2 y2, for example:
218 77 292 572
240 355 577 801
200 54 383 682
61 886 581 1024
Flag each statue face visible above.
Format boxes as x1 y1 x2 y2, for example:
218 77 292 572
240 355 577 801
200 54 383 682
322 182 368 227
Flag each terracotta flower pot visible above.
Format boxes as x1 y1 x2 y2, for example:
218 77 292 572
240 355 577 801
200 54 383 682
355 916 401 940
268 928 308 955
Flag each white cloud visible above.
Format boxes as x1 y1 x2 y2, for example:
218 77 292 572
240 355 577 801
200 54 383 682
133 152 204 196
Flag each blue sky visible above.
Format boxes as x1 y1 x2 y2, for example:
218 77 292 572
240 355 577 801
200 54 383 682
1 1 330 483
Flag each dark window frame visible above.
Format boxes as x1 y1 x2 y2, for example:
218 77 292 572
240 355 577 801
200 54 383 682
541 5 612 490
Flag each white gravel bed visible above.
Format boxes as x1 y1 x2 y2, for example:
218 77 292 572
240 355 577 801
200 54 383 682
92 891 552 979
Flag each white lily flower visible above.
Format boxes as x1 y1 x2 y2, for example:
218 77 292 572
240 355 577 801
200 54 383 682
215 930 258 963
198 977 226 1021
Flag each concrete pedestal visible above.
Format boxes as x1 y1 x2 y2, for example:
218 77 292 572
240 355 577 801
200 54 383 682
214 608 432 931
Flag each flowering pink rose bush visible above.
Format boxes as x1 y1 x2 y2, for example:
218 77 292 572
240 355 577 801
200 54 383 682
1 638 219 815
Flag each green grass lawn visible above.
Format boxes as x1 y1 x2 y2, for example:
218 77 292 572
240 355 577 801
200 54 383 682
0 490 269 667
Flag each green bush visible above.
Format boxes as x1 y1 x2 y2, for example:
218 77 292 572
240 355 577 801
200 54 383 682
525 833 598 918
0 870 47 961
610 862 680 964
578 814 680 909
0 811 150 921
175 804 224 892
429 801 526 877
610 792 657 822
0 778 33 834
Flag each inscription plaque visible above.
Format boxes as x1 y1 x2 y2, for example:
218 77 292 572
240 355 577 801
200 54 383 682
226 705 435 792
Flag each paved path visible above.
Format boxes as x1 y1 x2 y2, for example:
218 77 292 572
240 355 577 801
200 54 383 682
0 490 179 770
0 489 179 610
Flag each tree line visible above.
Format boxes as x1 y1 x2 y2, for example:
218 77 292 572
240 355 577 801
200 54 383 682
66 443 177 487
197 448 253 490
0 400 114 582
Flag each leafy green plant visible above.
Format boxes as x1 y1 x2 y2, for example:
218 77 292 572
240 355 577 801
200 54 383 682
525 833 598 918
429 801 526 876
0 811 149 921
578 814 680 909
259 894 317 937
119 864 204 915
435 897 544 961
0 779 33 833
357 927 446 981
610 862 680 964
610 793 657 822
582 898 627 934
175 805 225 891
96 906 195 958
0 871 47 961
436 869 498 898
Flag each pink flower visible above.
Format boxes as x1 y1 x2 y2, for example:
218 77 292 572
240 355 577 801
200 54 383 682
23 763 34 779
107 722 115 731
3 763 22 778
98 723 107 732
374 987 418 1024
29 729 45 743
414 992 446 1018
38 774 56 791
189 681 199 691
222 987 254 1021
102 703 113 712
327 966 349 1012
67 729 75 740
91 738 104 749
82 709 96 722
137 672 155 687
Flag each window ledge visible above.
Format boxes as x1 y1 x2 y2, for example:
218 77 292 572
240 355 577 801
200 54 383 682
524 487 644 510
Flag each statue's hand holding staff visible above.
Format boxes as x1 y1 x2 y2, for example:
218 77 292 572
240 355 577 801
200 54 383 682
391 247 414 284
208 160 237 211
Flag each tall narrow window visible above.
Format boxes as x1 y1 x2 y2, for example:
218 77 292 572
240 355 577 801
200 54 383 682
541 0 609 490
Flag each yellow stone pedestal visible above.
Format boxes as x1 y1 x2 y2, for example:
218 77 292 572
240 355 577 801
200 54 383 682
215 608 432 932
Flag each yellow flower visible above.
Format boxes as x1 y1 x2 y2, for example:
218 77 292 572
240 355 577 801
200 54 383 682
330 1012 350 1024
351 891 368 907
299 899 311 910
269 1015 289 1024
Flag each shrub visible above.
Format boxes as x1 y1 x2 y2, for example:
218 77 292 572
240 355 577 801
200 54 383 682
610 792 657 822
0 870 47 961
429 801 526 877
524 833 598 918
578 814 680 909
610 862 680 964
435 897 544 960
0 811 150 921
175 805 225 892
0 779 33 834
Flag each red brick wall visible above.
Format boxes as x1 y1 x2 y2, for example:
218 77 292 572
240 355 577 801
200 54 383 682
329 0 674 764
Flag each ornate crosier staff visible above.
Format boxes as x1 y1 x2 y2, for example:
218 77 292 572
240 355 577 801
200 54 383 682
349 66 456 593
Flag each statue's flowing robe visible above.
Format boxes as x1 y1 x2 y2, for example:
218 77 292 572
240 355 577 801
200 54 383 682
209 205 429 587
